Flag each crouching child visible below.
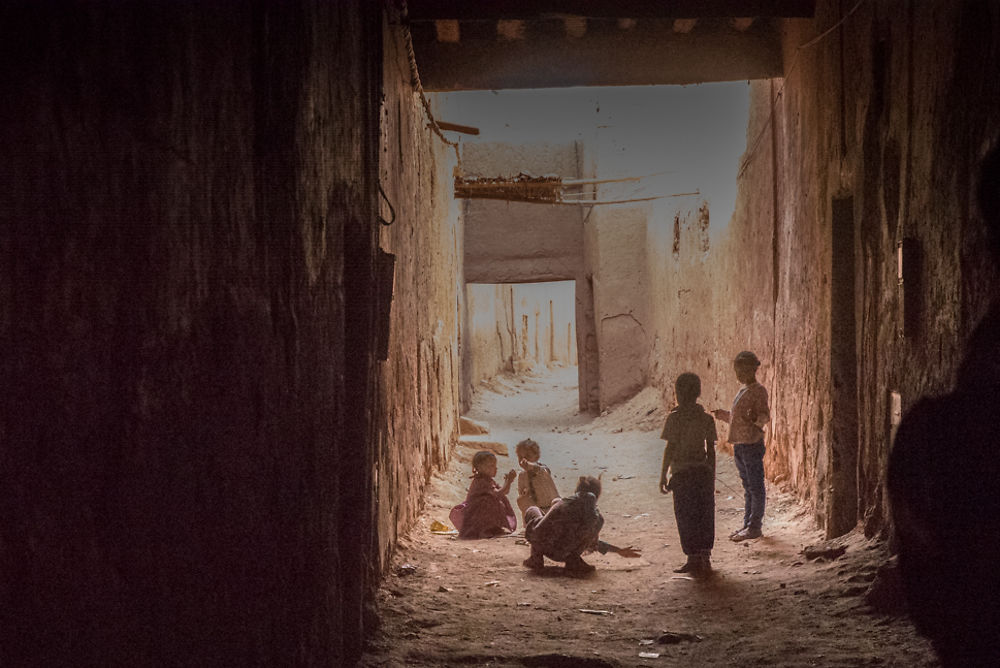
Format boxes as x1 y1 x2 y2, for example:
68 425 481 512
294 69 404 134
522 475 640 575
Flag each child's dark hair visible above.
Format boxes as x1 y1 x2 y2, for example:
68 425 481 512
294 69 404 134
515 438 540 459
472 450 496 473
675 372 701 404
575 475 602 498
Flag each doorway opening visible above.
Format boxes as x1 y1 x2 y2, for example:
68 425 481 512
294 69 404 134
463 280 578 408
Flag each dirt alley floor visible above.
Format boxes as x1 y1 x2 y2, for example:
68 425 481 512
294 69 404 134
361 367 938 667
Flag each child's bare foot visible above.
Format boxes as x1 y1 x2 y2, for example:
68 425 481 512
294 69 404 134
564 555 596 575
522 554 544 570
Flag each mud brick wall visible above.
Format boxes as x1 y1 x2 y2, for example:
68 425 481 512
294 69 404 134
712 1 1000 536
373 18 464 568
643 1 1000 538
587 204 653 407
645 200 720 409
0 2 382 664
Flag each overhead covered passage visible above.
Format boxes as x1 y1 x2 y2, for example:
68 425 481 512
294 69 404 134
406 0 816 90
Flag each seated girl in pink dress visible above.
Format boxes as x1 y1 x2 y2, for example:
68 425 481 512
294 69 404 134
449 451 517 539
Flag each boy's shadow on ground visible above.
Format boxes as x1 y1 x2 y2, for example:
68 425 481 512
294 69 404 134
523 565 596 579
524 565 691 580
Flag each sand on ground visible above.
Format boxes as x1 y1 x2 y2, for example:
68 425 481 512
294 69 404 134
361 367 937 667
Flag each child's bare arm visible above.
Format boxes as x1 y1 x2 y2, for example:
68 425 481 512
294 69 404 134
597 540 642 558
499 469 517 495
659 446 672 494
711 408 731 422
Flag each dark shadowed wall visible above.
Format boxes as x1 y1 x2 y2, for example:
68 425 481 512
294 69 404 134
1 2 383 664
373 16 465 569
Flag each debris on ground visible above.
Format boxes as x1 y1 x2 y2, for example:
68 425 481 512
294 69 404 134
429 520 457 535
459 415 490 435
802 543 848 560
457 435 509 457
395 563 418 576
657 631 702 644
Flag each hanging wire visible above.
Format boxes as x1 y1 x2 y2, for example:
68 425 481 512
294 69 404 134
378 180 396 226
737 0 870 178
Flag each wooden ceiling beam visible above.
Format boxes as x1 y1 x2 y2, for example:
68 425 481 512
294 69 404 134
412 18 783 91
406 1 815 21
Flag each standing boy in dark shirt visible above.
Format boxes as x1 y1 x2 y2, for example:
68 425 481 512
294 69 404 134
660 372 718 575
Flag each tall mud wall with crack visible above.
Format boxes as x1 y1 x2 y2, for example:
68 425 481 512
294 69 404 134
587 205 652 407
646 200 718 409
374 19 464 572
0 2 382 664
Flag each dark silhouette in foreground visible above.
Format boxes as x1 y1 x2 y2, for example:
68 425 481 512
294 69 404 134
888 144 1000 667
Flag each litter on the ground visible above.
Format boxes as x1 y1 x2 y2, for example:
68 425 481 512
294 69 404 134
613 474 634 480
396 563 418 576
429 519 458 535
579 609 614 615
638 651 661 658
638 639 655 645
657 631 702 644
484 580 501 587
670 575 693 581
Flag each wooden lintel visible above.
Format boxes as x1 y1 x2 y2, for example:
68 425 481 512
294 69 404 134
435 121 480 135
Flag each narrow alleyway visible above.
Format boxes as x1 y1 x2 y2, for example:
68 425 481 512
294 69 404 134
361 368 937 667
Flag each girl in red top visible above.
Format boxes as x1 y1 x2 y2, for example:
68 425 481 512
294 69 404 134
449 451 517 538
